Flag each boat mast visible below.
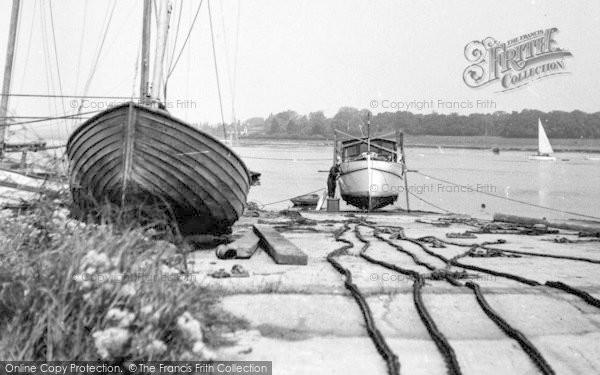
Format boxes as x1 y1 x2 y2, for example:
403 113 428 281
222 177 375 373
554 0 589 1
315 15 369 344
150 0 172 106
0 0 21 158
139 0 152 105
367 114 371 153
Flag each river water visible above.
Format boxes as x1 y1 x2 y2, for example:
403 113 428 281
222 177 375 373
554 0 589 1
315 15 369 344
233 141 600 222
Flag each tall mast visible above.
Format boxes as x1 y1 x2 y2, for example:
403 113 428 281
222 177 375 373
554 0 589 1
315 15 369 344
139 0 151 105
367 114 371 153
0 0 21 157
150 0 172 106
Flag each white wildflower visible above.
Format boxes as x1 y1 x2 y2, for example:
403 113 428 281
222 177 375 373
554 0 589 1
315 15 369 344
106 308 135 327
92 327 131 359
176 312 203 342
81 250 112 274
192 341 217 360
145 339 167 356
119 283 137 297
140 305 154 317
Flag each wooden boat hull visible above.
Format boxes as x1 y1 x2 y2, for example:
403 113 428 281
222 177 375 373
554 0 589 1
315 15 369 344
67 102 252 235
338 158 403 210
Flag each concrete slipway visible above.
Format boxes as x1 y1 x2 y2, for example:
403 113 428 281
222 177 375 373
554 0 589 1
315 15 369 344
188 210 600 375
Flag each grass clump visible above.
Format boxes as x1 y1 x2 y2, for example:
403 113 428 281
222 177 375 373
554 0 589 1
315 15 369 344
0 192 247 361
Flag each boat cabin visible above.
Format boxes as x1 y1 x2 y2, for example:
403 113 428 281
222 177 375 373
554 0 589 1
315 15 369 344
339 138 399 162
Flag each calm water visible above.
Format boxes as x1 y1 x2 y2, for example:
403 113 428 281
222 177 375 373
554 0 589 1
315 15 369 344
233 141 600 221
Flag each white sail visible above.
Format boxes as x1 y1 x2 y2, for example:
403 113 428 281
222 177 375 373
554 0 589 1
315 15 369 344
538 118 553 155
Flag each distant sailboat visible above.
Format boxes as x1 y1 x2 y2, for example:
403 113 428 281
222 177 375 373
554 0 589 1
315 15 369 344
529 118 556 161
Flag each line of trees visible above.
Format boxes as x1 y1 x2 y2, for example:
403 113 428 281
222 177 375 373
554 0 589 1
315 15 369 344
196 108 600 139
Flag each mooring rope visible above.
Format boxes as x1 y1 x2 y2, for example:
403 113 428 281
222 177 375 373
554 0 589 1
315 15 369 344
417 236 600 265
326 224 401 375
353 225 462 375
411 171 600 221
356 222 564 375
409 236 600 310
545 281 600 309
465 281 556 375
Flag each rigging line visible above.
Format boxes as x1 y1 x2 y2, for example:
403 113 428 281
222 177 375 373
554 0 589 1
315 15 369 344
47 0 69 136
96 1 139 69
17 0 36 94
207 0 227 139
78 0 118 112
74 0 88 96
167 0 184 72
1 93 142 99
0 111 100 128
412 171 600 221
407 190 451 214
232 0 241 123
1 116 86 119
218 0 234 122
39 2 59 138
237 155 330 161
260 187 325 208
184 0 192 121
166 0 204 78
131 36 142 99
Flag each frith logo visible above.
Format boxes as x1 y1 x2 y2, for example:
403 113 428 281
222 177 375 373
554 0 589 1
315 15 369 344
463 28 572 92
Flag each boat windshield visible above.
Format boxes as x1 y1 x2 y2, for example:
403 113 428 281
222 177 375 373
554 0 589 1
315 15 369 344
341 138 397 162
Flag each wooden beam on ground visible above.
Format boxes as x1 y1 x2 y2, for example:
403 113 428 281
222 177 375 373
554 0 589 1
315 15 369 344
493 213 600 234
231 230 261 259
253 224 308 265
0 179 54 194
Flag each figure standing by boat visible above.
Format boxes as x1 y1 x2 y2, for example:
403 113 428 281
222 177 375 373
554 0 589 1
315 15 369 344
327 163 340 198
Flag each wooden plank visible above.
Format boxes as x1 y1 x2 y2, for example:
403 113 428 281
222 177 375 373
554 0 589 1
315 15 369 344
0 179 50 193
4 141 46 152
494 213 600 233
231 230 261 259
253 224 308 265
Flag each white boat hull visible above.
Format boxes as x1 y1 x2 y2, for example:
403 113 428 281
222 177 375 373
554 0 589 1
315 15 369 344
338 157 403 210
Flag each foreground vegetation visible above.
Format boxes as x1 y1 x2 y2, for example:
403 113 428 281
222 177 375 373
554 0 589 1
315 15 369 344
0 193 246 361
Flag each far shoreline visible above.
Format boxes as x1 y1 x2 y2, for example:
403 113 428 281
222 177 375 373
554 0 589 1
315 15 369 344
235 135 600 154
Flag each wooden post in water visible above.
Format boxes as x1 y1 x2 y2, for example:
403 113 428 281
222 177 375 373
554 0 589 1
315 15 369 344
398 130 410 212
0 0 21 158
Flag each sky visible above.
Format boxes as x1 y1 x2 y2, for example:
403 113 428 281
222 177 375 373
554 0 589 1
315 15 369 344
0 0 599 139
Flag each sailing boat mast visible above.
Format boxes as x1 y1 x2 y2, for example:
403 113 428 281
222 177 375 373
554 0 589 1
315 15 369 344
367 114 371 153
150 0 172 106
139 0 152 105
0 0 21 157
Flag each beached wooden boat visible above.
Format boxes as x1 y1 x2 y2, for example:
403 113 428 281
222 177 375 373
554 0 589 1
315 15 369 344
66 1 259 235
334 129 405 210
67 102 254 234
